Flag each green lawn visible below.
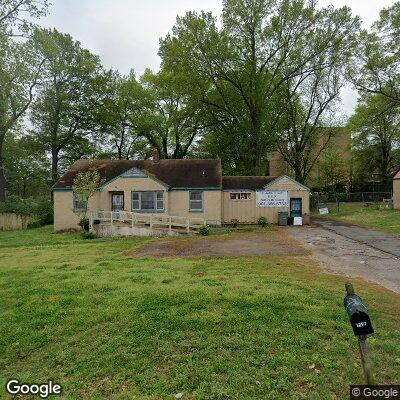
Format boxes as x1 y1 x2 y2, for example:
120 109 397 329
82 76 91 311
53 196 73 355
314 202 400 236
0 227 399 399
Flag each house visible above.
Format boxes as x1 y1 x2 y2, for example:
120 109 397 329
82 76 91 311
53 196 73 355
53 151 310 233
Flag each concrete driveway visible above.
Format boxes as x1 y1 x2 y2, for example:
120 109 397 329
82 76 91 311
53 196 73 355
314 218 400 257
287 219 400 294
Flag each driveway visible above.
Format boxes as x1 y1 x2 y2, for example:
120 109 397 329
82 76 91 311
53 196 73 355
287 219 400 294
314 217 400 257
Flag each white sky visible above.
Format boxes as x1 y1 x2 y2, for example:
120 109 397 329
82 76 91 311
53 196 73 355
39 0 398 118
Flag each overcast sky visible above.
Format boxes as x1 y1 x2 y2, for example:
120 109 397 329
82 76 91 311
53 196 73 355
40 0 398 118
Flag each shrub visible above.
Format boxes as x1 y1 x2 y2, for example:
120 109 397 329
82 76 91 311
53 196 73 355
199 225 210 236
81 231 97 240
36 199 54 225
79 217 90 232
230 218 239 228
257 216 268 227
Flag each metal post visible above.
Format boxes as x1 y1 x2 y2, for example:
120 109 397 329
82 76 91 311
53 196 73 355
345 282 375 385
358 335 375 385
345 282 355 295
169 216 172 234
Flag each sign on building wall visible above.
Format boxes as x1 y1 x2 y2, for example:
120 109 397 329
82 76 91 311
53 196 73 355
256 190 289 208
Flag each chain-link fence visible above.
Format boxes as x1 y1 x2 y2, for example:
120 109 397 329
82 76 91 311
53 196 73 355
310 192 392 210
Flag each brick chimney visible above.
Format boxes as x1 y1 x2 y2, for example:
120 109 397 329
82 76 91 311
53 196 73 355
152 149 160 163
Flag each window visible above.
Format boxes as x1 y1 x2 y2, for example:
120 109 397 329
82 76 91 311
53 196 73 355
131 191 164 212
156 192 164 210
132 192 140 210
73 193 87 212
230 192 251 200
189 191 203 212
111 193 124 211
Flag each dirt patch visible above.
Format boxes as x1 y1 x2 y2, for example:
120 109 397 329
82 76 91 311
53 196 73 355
131 229 308 258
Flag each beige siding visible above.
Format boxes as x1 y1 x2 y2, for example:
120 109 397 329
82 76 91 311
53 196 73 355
54 174 308 231
222 177 310 224
99 177 168 212
394 180 400 209
54 175 223 231
54 191 97 232
169 190 222 224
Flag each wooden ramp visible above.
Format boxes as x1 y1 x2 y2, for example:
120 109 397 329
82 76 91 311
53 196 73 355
89 211 205 236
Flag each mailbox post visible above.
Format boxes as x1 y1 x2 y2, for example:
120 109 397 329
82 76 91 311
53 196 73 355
344 282 375 385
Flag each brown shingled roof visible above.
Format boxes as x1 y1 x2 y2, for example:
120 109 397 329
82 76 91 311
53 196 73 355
222 176 277 190
53 159 222 189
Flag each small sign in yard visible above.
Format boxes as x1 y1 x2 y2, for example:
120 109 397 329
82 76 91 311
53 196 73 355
293 217 303 226
256 190 288 208
319 207 329 215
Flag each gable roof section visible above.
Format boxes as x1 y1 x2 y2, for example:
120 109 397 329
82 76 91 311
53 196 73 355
394 171 400 180
53 159 222 190
264 175 311 191
222 176 277 190
222 175 310 191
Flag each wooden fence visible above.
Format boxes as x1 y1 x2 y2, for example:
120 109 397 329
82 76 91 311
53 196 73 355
0 213 35 231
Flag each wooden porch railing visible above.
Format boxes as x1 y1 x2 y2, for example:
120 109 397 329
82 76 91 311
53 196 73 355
89 211 205 234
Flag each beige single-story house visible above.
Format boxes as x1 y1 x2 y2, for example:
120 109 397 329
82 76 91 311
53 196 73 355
53 152 310 233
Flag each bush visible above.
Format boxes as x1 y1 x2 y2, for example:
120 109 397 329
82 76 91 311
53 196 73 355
230 218 239 228
198 225 210 236
79 217 90 232
36 199 54 225
257 216 268 227
81 231 97 240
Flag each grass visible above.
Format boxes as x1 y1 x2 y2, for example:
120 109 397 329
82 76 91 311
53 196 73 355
314 203 400 236
0 227 399 399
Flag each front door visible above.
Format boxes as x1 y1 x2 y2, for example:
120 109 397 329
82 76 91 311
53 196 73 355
290 198 302 218
111 192 124 212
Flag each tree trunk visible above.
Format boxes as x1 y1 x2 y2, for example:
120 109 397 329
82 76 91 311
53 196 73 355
252 115 263 176
51 146 60 184
294 166 305 184
0 133 6 202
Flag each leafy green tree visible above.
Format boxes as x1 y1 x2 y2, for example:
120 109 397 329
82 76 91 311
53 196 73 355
0 37 45 201
159 0 359 175
3 134 50 198
141 68 208 159
348 94 400 190
0 0 48 201
0 0 48 38
72 169 101 218
354 2 400 103
96 70 150 160
317 150 348 192
275 44 352 183
30 28 103 183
